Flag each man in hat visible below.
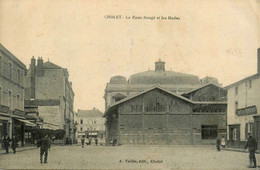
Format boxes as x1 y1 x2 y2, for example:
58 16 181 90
245 133 258 168
39 135 51 164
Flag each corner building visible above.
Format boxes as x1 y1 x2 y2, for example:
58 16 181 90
226 48 260 148
25 57 75 142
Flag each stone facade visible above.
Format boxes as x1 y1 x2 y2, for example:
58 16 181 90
75 108 105 143
25 57 75 142
104 86 226 145
0 43 26 144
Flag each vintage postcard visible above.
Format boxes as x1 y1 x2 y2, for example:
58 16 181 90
0 0 260 169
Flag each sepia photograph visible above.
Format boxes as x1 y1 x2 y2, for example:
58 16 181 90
0 0 260 169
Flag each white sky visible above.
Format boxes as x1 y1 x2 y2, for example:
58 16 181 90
0 0 259 112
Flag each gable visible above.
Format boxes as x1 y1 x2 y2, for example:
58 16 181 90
118 88 191 114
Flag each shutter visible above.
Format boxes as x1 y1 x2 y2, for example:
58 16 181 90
245 123 248 140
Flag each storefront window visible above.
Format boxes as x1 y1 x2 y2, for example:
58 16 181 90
201 125 217 139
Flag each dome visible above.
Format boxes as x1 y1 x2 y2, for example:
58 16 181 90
109 76 127 84
128 71 201 85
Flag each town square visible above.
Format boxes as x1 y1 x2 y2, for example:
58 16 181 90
0 0 260 169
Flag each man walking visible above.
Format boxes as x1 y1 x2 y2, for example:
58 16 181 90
39 135 51 164
245 133 258 168
11 135 18 154
3 134 10 154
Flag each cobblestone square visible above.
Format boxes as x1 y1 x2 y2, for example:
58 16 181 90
0 145 258 169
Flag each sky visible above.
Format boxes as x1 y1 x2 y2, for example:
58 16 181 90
0 0 259 112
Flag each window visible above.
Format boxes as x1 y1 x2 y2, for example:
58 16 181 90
201 125 217 139
9 63 12 79
8 91 12 108
80 127 83 131
232 128 237 141
235 101 238 111
94 121 97 124
80 119 83 124
235 86 238 95
17 69 20 84
248 123 253 133
17 95 20 109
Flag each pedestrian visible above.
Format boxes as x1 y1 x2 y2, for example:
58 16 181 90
69 138 72 145
216 137 221 151
39 134 51 164
11 135 18 154
245 133 258 168
81 136 85 148
89 137 92 146
95 137 98 146
3 134 10 154
221 136 226 148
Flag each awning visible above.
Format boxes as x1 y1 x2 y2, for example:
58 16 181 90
0 116 10 121
16 119 37 127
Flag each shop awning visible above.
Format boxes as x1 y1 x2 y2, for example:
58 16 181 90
0 116 10 121
16 119 37 127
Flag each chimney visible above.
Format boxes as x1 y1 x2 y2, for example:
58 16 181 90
37 57 44 77
30 56 36 99
258 48 260 74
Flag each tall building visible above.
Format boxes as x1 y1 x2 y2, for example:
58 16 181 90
0 44 28 145
104 59 221 109
25 57 75 142
75 108 105 143
226 48 260 148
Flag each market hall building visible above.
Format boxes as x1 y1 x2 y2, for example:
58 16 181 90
104 84 227 145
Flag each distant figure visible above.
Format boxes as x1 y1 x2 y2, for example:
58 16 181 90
11 136 18 154
3 135 11 154
216 137 221 151
39 135 51 164
113 138 117 146
221 136 226 148
89 137 92 146
245 134 258 168
95 138 98 146
69 138 72 145
81 136 85 148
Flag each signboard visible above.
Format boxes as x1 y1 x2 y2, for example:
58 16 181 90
236 105 257 116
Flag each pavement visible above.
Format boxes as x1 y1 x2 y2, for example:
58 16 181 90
0 145 37 155
0 144 259 169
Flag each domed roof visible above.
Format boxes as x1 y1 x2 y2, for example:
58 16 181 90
128 70 201 85
109 76 127 84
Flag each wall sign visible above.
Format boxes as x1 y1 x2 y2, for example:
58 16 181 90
236 105 257 116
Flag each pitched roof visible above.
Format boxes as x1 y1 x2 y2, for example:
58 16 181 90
225 73 260 89
43 61 62 69
183 83 224 95
77 108 103 118
104 86 226 117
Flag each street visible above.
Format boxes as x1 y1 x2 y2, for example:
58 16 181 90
0 145 258 169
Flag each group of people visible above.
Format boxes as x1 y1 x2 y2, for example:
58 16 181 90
2 134 18 154
81 136 98 148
